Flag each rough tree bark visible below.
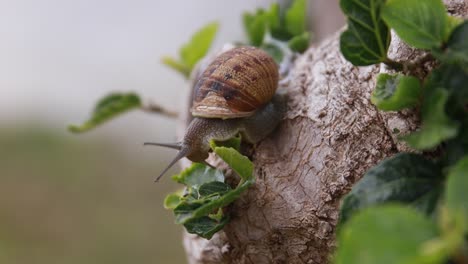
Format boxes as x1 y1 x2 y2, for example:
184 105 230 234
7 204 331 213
181 1 467 263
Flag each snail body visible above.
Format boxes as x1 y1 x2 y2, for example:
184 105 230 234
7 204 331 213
147 46 285 181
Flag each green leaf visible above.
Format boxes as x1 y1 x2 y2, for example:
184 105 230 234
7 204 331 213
243 10 267 46
68 93 141 133
172 163 224 188
437 21 468 68
164 192 182 209
381 0 448 50
211 135 242 151
169 140 255 238
173 178 254 224
339 0 390 65
267 3 293 41
183 215 230 239
174 199 208 224
339 153 442 225
404 88 459 150
445 156 468 232
210 142 254 181
260 43 284 64
285 0 307 36
334 205 439 264
288 32 310 53
371 73 421 111
198 181 232 197
161 56 190 78
180 22 219 69
266 3 280 30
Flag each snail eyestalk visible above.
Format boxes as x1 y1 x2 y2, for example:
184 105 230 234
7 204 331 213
143 142 182 150
144 142 189 182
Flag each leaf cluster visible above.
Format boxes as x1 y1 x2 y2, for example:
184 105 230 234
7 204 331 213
243 0 311 61
336 0 468 263
163 138 254 239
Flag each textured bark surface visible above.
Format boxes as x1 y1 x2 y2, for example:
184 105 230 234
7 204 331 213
182 1 467 263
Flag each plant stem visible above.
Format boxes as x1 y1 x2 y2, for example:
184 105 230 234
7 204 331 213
141 103 179 118
383 59 404 71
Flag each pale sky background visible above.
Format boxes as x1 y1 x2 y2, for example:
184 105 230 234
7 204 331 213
0 0 278 146
0 0 344 151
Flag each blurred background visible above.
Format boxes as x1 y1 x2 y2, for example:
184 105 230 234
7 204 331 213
0 0 343 263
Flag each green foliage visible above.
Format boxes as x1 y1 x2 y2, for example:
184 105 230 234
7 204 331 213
162 22 219 78
243 10 268 46
68 93 140 133
288 32 310 53
260 43 285 63
164 192 183 209
165 141 254 239
339 153 443 225
284 0 307 36
211 135 242 151
337 0 468 262
445 156 468 232
242 0 311 55
160 57 190 78
210 140 253 181
267 3 293 41
335 205 439 264
435 21 468 68
381 0 449 50
404 88 458 150
371 73 421 111
171 163 224 187
339 0 390 65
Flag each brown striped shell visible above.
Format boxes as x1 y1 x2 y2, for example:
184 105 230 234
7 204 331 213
191 46 279 119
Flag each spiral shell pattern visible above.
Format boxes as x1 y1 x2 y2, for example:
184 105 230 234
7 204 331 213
191 46 279 119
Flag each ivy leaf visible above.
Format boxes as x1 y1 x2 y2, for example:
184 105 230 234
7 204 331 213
381 0 448 50
174 177 253 225
198 181 232 197
210 141 254 181
169 141 255 235
288 32 310 53
445 156 468 232
243 10 267 46
339 0 390 65
371 73 421 111
404 88 459 150
334 205 439 264
68 93 141 133
285 0 307 36
164 192 182 209
339 153 442 225
436 21 468 68
180 22 219 69
172 163 224 188
183 215 230 239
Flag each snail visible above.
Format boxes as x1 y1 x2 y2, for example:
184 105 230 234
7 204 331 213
146 46 286 182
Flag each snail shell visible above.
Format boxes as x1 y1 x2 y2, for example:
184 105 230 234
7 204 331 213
191 46 279 119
